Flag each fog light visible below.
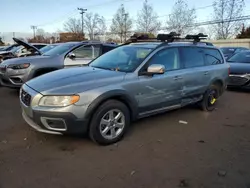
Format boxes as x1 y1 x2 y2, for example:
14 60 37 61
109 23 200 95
41 117 67 131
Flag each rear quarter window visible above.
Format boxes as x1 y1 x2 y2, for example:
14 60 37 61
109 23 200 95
204 48 224 65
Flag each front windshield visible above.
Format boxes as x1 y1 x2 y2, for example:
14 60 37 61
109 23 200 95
90 46 153 72
40 44 58 54
228 52 250 63
43 43 77 56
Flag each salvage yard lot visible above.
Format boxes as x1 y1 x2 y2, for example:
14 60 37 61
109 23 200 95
0 87 250 188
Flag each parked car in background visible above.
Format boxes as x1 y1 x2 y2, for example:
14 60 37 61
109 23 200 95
220 47 249 60
0 41 117 88
0 46 9 51
227 51 250 89
0 38 47 61
39 43 61 54
19 33 229 145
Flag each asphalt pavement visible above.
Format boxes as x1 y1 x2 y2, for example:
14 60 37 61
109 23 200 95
0 87 250 188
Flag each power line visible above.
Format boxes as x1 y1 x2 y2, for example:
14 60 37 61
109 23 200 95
105 3 216 23
36 0 138 27
97 15 250 35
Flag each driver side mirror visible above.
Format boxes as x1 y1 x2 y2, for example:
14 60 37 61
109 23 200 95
147 64 165 74
68 52 76 59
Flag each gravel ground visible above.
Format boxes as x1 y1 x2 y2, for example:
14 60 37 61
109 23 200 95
0 87 250 188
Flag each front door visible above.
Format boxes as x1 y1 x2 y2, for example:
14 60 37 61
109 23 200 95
64 44 101 67
136 47 184 115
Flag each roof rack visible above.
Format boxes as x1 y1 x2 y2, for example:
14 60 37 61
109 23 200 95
157 32 181 42
124 32 210 45
185 33 208 43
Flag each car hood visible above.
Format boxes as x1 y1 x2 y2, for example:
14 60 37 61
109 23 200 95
0 55 52 66
26 67 126 95
13 38 41 55
229 62 250 74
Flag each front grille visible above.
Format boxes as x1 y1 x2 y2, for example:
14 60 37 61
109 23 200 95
228 76 249 86
20 89 31 106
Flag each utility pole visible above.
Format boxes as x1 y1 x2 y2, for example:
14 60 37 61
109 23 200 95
31 25 37 39
123 13 128 42
78 8 87 36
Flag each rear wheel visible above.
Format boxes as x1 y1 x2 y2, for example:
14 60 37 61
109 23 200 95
89 100 130 145
200 84 220 111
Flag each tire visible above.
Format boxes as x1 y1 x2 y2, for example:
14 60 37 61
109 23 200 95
89 100 130 145
200 84 221 111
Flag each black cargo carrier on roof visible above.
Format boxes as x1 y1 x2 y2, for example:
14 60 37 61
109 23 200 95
125 32 213 46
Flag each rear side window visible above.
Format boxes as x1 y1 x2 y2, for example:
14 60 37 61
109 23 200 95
204 49 224 65
180 47 204 68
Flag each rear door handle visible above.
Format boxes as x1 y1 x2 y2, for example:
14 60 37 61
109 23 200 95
204 71 209 75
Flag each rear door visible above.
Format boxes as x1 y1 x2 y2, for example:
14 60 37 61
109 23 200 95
64 44 101 67
179 47 208 105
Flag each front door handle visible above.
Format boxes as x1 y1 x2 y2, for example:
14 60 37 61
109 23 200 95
204 71 209 75
173 76 183 80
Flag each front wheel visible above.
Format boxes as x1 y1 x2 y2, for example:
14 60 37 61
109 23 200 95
89 100 130 145
200 84 220 111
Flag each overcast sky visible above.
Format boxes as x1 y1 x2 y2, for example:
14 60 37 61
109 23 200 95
1 0 250 34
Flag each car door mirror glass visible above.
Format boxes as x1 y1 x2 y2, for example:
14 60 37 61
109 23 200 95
147 64 165 74
68 52 76 59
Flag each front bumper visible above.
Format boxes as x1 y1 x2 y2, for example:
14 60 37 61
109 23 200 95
0 67 30 88
20 84 89 135
227 74 250 88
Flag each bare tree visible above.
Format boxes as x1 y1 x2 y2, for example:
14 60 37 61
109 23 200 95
84 12 106 40
36 29 45 37
136 0 161 34
212 0 245 39
63 18 82 34
166 0 196 35
110 4 133 43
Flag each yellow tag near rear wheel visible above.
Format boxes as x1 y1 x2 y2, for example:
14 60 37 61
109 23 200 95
211 98 216 105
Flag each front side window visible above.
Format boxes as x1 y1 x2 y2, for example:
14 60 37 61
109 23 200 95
148 48 180 71
204 49 223 65
90 46 153 72
71 45 100 58
180 47 204 68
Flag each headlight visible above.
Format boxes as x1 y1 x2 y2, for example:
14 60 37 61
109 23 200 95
8 63 30 69
39 95 80 107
